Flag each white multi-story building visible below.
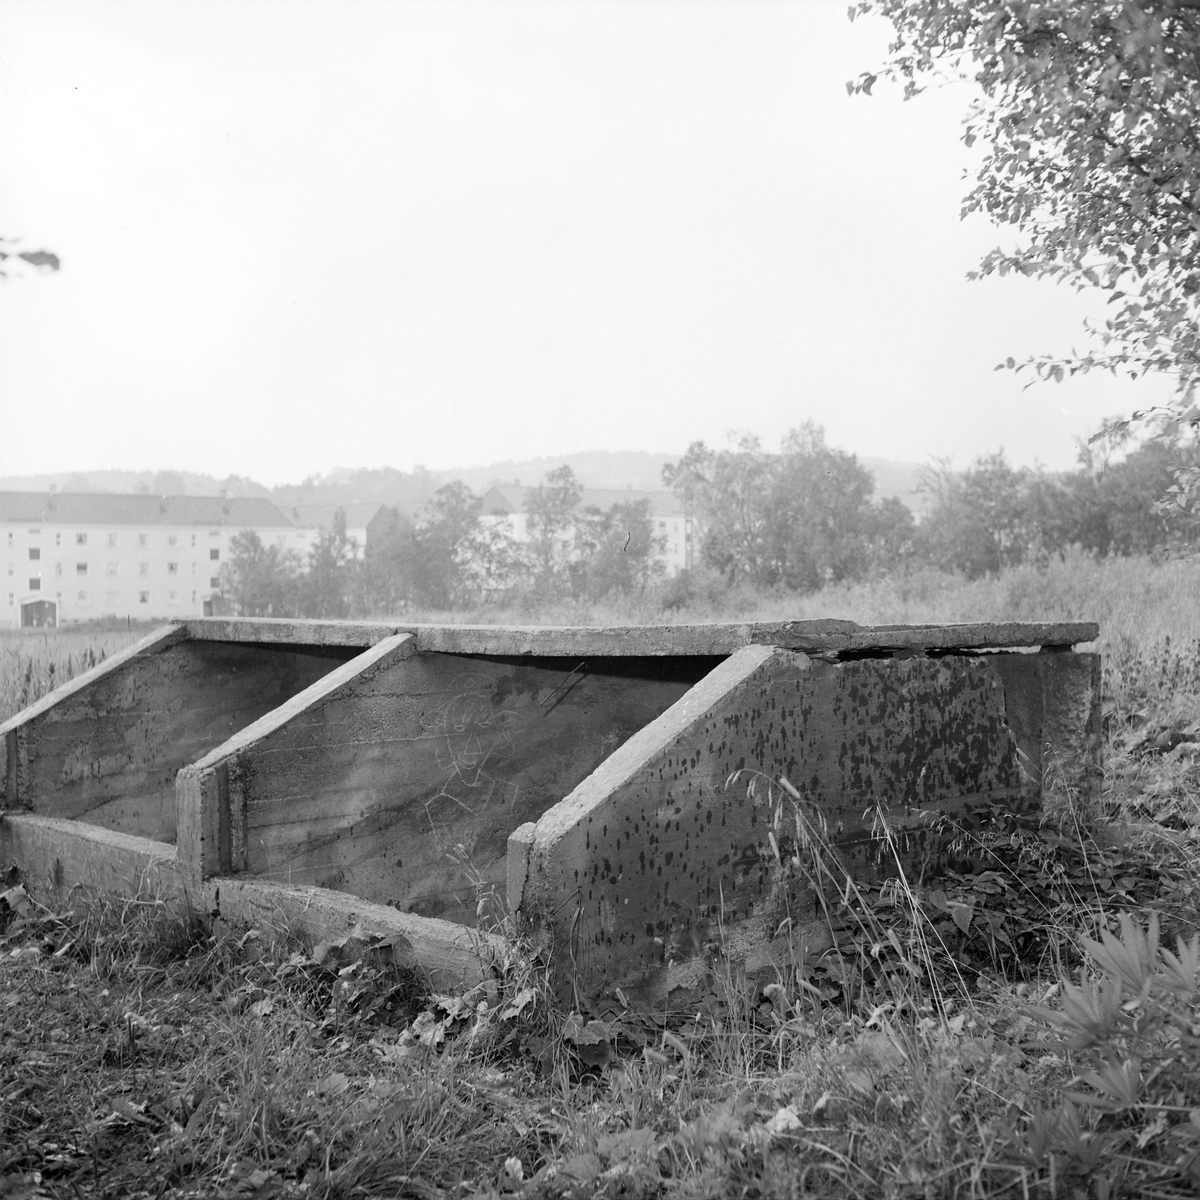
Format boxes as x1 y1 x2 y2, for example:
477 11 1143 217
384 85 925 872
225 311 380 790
0 492 314 627
479 485 692 575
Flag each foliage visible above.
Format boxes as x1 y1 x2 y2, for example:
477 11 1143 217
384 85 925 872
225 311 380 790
525 466 583 593
570 497 666 600
219 530 303 618
851 0 1200 509
663 423 913 591
0 236 60 279
299 508 357 619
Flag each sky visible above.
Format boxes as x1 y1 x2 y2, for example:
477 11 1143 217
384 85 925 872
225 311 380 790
0 0 1178 487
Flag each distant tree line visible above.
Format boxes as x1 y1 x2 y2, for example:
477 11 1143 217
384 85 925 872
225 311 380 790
218 424 1199 617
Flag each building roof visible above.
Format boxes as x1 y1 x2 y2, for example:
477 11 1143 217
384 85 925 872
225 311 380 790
480 485 685 518
0 492 297 528
286 503 388 532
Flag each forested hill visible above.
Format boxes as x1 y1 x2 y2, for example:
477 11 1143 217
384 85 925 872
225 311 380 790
0 452 928 516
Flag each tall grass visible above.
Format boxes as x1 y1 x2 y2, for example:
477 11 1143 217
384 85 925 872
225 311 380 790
0 627 144 722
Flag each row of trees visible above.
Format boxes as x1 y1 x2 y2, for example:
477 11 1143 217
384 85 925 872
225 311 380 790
218 471 670 618
219 424 1198 617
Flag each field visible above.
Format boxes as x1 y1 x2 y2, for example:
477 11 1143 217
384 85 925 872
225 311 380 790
2 556 1200 1199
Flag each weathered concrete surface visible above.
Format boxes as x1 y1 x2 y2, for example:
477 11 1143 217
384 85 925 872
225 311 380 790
2 629 356 842
179 644 718 925
186 617 1100 657
0 812 497 990
405 620 1098 658
519 644 1100 1006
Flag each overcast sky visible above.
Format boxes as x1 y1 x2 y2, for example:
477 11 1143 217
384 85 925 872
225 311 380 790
0 0 1176 486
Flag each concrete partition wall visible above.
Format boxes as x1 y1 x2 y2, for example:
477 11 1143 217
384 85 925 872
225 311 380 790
177 634 721 925
516 643 1101 1006
1 625 360 842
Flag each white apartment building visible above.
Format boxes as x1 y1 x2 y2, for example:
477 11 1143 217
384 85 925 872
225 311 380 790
0 492 313 628
479 485 692 575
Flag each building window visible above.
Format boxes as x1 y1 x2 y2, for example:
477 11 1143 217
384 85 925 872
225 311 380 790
55 563 62 577
55 533 61 547
28 528 39 535
209 530 219 538
7 594 12 606
139 562 149 576
76 563 88 576
29 577 40 591
105 590 119 607
106 563 118 577
5 564 11 576
209 576 220 588
191 591 197 602
168 534 177 546
209 548 220 561
167 562 178 575
191 534 197 547
168 590 179 603
138 533 148 547
107 533 118 548
76 533 87 545
28 547 40 561
77 591 88 604
5 532 11 547
138 591 149 604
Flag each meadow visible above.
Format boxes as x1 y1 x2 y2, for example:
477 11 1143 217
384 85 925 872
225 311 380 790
2 555 1199 1199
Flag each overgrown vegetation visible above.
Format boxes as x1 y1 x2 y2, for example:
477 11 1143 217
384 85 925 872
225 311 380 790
3 561 1200 1196
210 419 1200 621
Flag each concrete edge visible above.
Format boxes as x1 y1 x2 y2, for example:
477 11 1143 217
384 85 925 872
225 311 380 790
0 812 497 990
527 643 793 850
180 617 1100 657
186 617 402 646
184 632 418 773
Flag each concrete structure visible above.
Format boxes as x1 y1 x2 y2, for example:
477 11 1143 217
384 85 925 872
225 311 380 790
480 486 692 575
0 617 1100 1000
0 493 315 627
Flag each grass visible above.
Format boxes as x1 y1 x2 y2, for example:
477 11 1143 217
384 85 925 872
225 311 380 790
2 555 1199 1197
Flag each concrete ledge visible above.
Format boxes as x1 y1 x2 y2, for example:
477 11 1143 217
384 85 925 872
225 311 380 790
0 812 496 990
183 617 1100 657
406 620 1099 657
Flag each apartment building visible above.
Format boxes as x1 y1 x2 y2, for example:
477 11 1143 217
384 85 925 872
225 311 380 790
479 485 692 575
0 492 311 627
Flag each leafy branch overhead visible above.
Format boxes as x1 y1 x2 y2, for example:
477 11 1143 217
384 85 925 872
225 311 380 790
0 236 60 279
849 0 1200 436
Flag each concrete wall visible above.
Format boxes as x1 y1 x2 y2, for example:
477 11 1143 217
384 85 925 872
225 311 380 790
516 644 1101 1007
178 636 719 924
2 627 356 842
0 617 1102 1000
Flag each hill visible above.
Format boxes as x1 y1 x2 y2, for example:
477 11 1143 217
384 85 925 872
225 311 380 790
0 451 929 516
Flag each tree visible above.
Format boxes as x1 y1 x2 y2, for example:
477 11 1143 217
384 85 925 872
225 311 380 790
573 498 666 599
219 530 302 616
851 1 1200 497
918 452 1043 576
299 508 356 618
526 466 583 592
0 237 60 279
357 505 418 614
663 426 895 590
